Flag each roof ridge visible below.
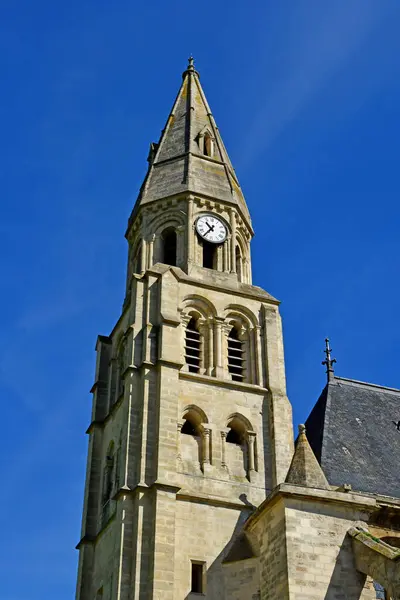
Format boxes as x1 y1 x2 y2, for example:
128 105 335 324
334 376 400 394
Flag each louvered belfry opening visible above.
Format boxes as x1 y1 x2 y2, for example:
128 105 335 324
228 326 245 381
185 317 202 373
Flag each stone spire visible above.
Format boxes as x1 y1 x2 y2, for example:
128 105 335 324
285 424 330 490
129 57 251 228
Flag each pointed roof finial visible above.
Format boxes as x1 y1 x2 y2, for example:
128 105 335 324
182 55 199 79
322 337 336 382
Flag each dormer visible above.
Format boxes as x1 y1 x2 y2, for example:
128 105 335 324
197 126 215 158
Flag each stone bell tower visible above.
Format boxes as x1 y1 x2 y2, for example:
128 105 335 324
75 58 294 600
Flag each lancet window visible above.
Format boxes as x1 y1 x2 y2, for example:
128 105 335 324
178 406 210 473
202 239 218 269
203 132 213 157
235 245 242 281
224 415 257 480
161 227 177 266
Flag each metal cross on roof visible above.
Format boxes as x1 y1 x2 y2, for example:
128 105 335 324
322 337 336 382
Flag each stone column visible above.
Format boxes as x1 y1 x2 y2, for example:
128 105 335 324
187 196 194 266
220 431 227 468
176 422 183 461
148 233 155 269
207 321 214 376
229 208 237 273
140 239 146 273
255 325 263 387
248 327 255 384
202 427 211 465
247 431 256 472
223 239 229 272
176 224 185 268
214 317 225 378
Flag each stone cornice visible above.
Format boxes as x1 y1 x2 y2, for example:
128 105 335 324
245 483 379 531
179 371 268 395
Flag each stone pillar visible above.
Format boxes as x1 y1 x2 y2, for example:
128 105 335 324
229 208 237 273
214 317 225 378
140 239 146 273
148 234 155 269
177 224 185 268
176 422 183 461
220 431 227 468
207 321 214 376
223 239 229 272
248 327 255 385
202 427 211 465
247 431 256 472
255 325 263 388
187 196 194 265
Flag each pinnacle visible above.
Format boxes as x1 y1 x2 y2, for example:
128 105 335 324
285 424 330 490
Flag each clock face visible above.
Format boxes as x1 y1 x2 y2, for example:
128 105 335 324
196 214 227 244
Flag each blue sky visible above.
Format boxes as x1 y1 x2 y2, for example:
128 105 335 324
1 1 400 597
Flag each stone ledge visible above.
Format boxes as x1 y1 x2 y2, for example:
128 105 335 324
245 483 379 530
179 371 268 394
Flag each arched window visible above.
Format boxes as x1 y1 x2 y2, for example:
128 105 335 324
204 133 213 157
225 415 257 480
202 240 217 269
185 318 202 373
162 228 177 266
227 326 245 382
235 245 242 281
179 406 208 473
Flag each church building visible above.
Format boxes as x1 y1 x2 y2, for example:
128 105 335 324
75 59 400 600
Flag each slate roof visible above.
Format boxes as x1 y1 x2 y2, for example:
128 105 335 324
305 377 400 499
129 59 251 228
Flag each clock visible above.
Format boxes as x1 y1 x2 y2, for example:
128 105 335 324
195 214 227 244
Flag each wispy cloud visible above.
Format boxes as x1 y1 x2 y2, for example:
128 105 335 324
241 0 395 165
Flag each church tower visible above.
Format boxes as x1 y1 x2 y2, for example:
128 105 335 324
75 58 294 600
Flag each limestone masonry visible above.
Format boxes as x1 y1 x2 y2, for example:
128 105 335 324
75 59 400 600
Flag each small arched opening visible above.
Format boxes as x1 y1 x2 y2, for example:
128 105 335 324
202 239 217 269
204 132 213 157
162 228 177 266
180 406 208 473
235 245 242 281
225 415 256 480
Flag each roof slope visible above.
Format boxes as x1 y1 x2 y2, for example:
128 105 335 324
305 377 400 498
130 59 251 225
